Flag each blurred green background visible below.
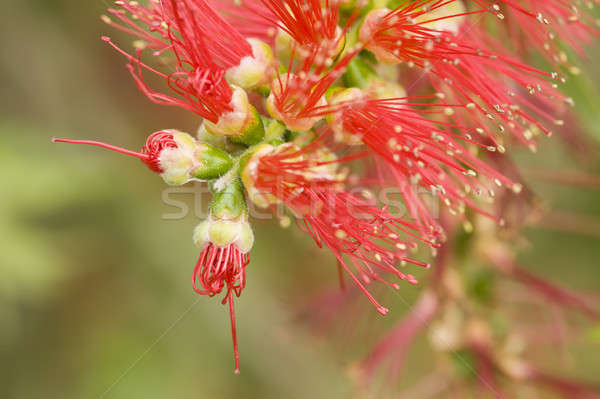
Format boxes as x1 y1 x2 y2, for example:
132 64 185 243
1 1 599 398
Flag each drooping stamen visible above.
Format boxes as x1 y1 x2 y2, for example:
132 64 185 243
193 243 249 373
52 130 178 173
228 290 241 374
52 137 149 160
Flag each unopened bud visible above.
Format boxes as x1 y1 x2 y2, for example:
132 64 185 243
210 178 248 220
52 130 232 186
158 131 233 185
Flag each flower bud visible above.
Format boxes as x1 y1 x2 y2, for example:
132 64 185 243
226 38 278 91
211 178 248 220
204 86 265 146
155 131 233 185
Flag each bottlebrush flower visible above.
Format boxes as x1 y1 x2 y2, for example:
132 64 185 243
53 130 233 185
242 139 433 315
53 0 600 380
192 180 254 373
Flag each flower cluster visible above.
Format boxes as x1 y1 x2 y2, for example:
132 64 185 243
54 0 598 375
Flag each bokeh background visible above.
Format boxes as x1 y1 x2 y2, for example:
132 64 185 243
2 1 600 398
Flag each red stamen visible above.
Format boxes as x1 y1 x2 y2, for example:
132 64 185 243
52 130 178 173
228 290 240 374
52 137 149 160
250 140 435 313
193 243 249 373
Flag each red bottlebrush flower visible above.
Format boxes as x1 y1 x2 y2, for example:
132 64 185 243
359 2 569 150
242 140 434 315
102 0 253 122
192 243 250 374
328 94 520 238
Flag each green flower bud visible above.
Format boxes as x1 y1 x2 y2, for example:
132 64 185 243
210 178 247 220
263 117 287 142
195 180 253 253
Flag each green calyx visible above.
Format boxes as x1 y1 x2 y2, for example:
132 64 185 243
263 117 287 142
210 178 247 220
230 104 265 146
192 144 234 180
